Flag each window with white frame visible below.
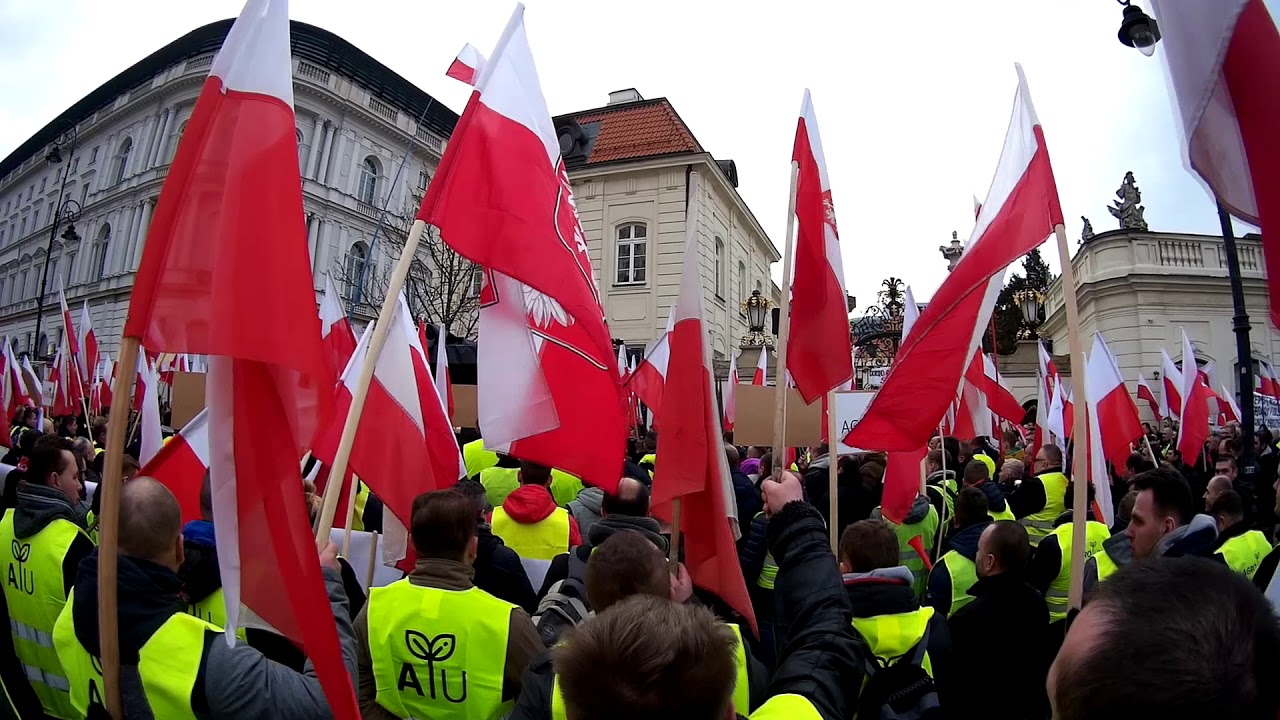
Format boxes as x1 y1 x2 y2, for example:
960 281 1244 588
615 223 647 285
358 157 380 205
113 138 133 185
714 236 725 296
89 146 98 165
64 252 75 288
469 265 484 297
18 269 28 299
93 224 111 280
345 242 369 300
736 261 746 309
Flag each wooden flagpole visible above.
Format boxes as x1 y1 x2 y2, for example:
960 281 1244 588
1054 224 1091 612
771 163 800 468
827 389 839 552
1142 434 1159 464
314 219 430 546
97 335 140 720
365 531 380 589
933 424 948 562
341 474 361 556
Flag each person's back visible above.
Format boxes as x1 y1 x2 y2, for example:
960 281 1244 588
925 487 990 618
492 462 581 590
52 477 359 719
1012 444 1069 548
870 495 939 596
1211 490 1271 580
454 478 537 613
1 437 92 719
357 487 543 720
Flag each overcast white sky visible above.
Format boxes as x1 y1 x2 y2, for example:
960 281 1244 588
0 0 1251 306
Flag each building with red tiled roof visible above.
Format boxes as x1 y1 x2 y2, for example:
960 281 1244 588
554 89 782 363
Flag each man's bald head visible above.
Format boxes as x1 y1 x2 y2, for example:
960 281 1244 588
119 477 184 570
1205 474 1233 510
725 445 741 469
602 476 650 518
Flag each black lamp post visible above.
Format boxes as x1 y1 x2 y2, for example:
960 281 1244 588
33 122 79 363
1116 8 1258 498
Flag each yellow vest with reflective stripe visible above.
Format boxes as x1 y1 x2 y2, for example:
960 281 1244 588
882 506 939 597
1094 545 1120 584
183 587 246 640
368 580 514 720
549 470 584 507
1020 472 1069 546
464 439 500 478
53 590 213 720
936 550 978 618
756 550 778 590
0 511 89 719
987 499 1016 522
550 621 752 720
480 467 521 509
1045 521 1110 622
1216 529 1273 580
352 481 370 532
491 505 571 561
751 694 823 719
851 606 936 678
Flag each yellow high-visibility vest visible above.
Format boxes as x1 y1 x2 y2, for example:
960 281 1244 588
1020 472 1069 547
750 694 823 719
480 467 521 509
1216 529 1273 580
368 580 514 720
549 470 584 507
464 440 500 478
1045 520 1110 622
852 606 936 679
491 506 571 561
936 550 978 617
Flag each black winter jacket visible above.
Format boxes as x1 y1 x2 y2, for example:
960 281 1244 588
924 519 989 618
948 572 1050 719
474 523 537 614
803 456 875 539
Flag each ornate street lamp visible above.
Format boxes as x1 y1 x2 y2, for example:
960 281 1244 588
1117 0 1161 57
1013 288 1044 340
740 289 774 348
33 122 78 362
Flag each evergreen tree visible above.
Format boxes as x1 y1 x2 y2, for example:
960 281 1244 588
985 249 1056 355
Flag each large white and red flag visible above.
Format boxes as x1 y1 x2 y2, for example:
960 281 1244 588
57 282 78 360
1161 349 1183 418
312 295 464 567
1176 329 1215 461
121 0 356 715
629 315 673 418
723 351 738 432
319 276 357 382
788 90 853 402
651 173 755 635
1257 359 1279 404
1151 0 1280 329
1220 383 1243 424
143 408 210 524
1084 406 1116 528
1085 333 1143 470
847 65 1063 452
19 356 41 411
1136 372 1163 420
77 301 97 384
417 5 626 493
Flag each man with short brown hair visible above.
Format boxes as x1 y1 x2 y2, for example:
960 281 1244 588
583 529 671 613
356 488 543 720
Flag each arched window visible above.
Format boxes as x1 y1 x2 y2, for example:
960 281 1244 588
93 224 111 280
358 157 380 204
345 242 368 300
714 237 725 296
113 138 133 185
736 260 746 307
615 223 647 285
64 251 76 288
295 128 304 145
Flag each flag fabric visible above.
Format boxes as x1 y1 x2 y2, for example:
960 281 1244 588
787 90 852 403
139 355 163 466
94 354 114 414
312 296 464 566
724 351 738 432
3 340 28 413
1085 403 1116 528
1150 0 1280 329
901 285 919 338
58 283 78 359
650 173 755 635
141 408 210 524
1137 372 1162 420
446 42 488 85
1257 359 1278 403
20 356 41 411
78 301 98 384
1221 383 1243 423
1085 333 1143 470
1176 329 1214 460
847 64 1063 452
416 5 626 493
120 1 356 715
1161 349 1183 419
132 352 150 414
880 446 927 526
1047 376 1067 451
435 323 455 421
751 346 768 386
320 276 357 383
629 316 673 418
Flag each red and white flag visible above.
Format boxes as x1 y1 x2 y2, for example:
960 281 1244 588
651 173 755 635
1220 383 1243 423
1085 332 1143 470
1176 329 1215 460
751 346 769 386
142 408 210 524
446 42 487 86
434 323 455 421
121 1 355 715
1257 359 1279 402
1084 406 1115 528
848 65 1063 452
58 282 78 359
629 315 673 417
320 276 357 382
788 90 852 402
1151 0 1280 329
312 296 464 567
77 301 97 384
1161 349 1183 418
3 340 29 412
138 353 163 465
19 356 41 411
417 6 626 493
723 351 738 432
1137 372 1162 421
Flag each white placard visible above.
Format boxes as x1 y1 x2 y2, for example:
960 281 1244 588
834 391 877 455
864 366 890 389
329 528 404 590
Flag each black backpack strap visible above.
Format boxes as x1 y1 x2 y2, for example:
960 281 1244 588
907 623 932 666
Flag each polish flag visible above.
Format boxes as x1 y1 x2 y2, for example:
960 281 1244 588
131 352 151 414
435 323 455 421
876 283 926 525
77 301 97 384
954 351 991 440
416 5 626 493
650 172 755 635
1161 349 1183 418
901 285 920 338
723 351 738 432
1220 383 1243 423
1150 0 1280 329
138 353 164 466
847 65 1062 452
95 354 113 414
120 1 355 715
1047 376 1068 450
1085 333 1143 470
1176 329 1215 460
1136 373 1163 421
788 90 852 403
751 347 769 386
616 342 629 383
1257 359 1279 402
3 341 29 412
312 295 465 566
141 408 210 524
1084 404 1116 528
629 315 673 418
967 351 1024 425
320 276 357 382
446 42 487 86
58 282 78 358
20 356 41 410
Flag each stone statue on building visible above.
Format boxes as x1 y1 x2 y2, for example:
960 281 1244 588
1108 171 1148 231
1081 216 1095 244
940 230 964 272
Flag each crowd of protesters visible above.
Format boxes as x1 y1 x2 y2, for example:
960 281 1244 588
2 409 1280 719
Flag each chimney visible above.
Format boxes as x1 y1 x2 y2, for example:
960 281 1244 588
607 88 643 106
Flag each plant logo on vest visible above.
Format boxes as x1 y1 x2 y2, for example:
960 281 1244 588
84 654 105 708
400 631 467 703
8 538 34 594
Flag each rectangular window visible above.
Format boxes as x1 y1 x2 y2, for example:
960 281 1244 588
38 178 45 194
26 185 33 201
736 261 746 310
19 217 26 237
714 237 724 296
468 266 484 297
89 146 98 165
615 224 647 285
65 253 75 288
80 184 90 206
70 158 79 174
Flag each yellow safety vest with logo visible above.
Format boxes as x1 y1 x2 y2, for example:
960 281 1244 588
1094 545 1120 584
549 470 584 507
936 549 978 618
480 467 521 509
367 580 515 720
550 622 751 720
1045 521 1110 622
750 694 823 719
851 606 936 683
183 587 246 640
52 590 213 720
491 506 571 562
883 506 939 596
0 511 90 720
1216 529 1273 580
464 439 500 478
1020 472 1069 547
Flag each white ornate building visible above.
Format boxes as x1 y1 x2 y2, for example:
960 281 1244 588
0 19 455 363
